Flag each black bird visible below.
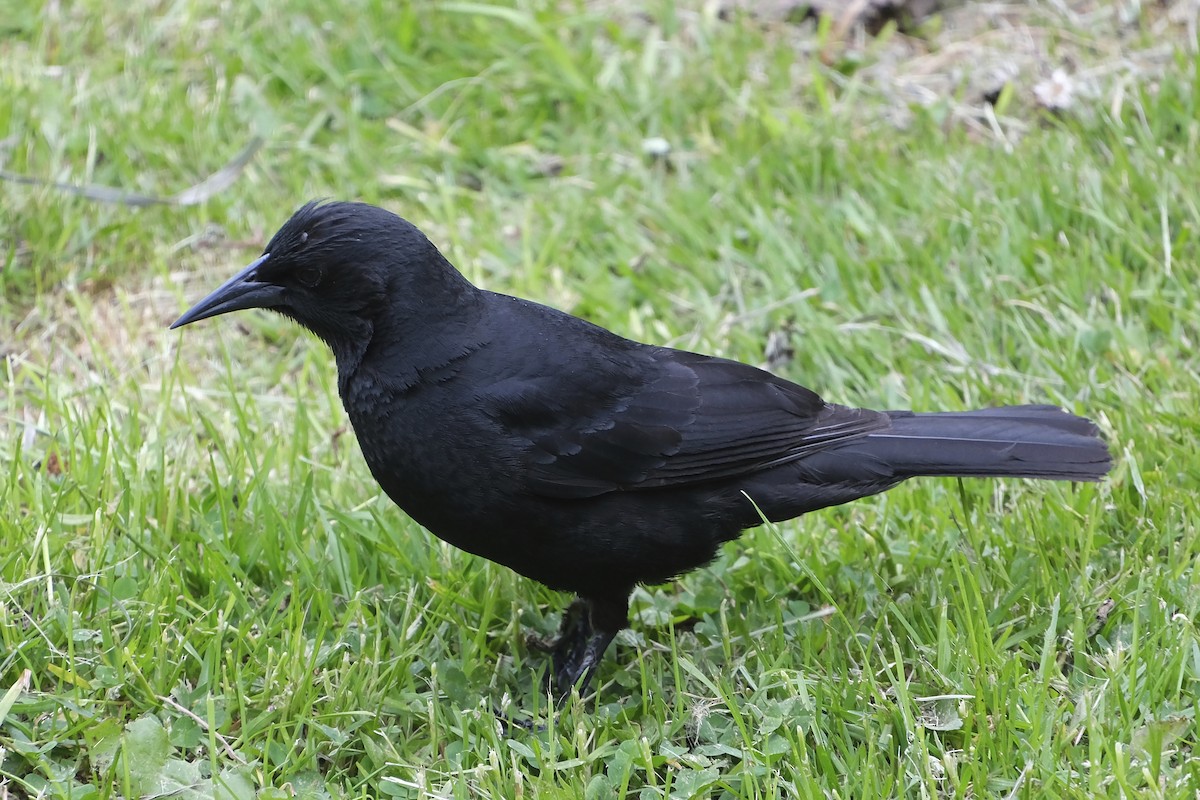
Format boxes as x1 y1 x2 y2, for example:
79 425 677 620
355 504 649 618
171 201 1111 696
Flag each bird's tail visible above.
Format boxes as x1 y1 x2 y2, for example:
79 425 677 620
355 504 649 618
863 404 1111 482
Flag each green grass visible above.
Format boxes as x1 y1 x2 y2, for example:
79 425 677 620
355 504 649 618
2 1 1199 797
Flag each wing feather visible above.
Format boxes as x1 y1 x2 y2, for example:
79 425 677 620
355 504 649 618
484 347 888 498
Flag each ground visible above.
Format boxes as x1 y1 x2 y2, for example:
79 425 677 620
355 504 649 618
1 1 1199 797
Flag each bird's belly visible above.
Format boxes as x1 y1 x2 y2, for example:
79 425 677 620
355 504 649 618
342 393 750 594
350 426 734 591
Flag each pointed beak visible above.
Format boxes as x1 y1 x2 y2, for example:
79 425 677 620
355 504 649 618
170 254 283 329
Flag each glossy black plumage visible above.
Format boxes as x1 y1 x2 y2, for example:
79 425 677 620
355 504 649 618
172 201 1111 696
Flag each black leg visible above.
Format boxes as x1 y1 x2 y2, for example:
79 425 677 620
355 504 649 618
526 593 629 699
559 624 618 698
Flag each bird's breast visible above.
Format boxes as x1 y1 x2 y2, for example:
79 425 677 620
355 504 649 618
340 379 527 538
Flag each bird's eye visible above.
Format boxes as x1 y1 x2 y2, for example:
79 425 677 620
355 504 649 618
295 266 322 287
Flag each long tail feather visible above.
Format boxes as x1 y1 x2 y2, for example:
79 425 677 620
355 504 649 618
863 404 1111 481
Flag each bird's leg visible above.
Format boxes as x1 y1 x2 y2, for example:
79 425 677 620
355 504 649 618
557 623 618 699
527 593 629 699
528 598 595 696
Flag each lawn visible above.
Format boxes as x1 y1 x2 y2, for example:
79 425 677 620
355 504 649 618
2 1 1198 797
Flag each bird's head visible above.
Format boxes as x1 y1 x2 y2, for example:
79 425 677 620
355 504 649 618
171 201 466 362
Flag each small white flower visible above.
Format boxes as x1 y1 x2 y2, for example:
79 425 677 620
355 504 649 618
641 136 671 157
1034 69 1075 110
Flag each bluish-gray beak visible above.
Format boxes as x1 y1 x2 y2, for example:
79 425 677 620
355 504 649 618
170 254 281 329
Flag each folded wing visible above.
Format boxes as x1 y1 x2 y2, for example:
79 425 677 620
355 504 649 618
483 348 889 499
